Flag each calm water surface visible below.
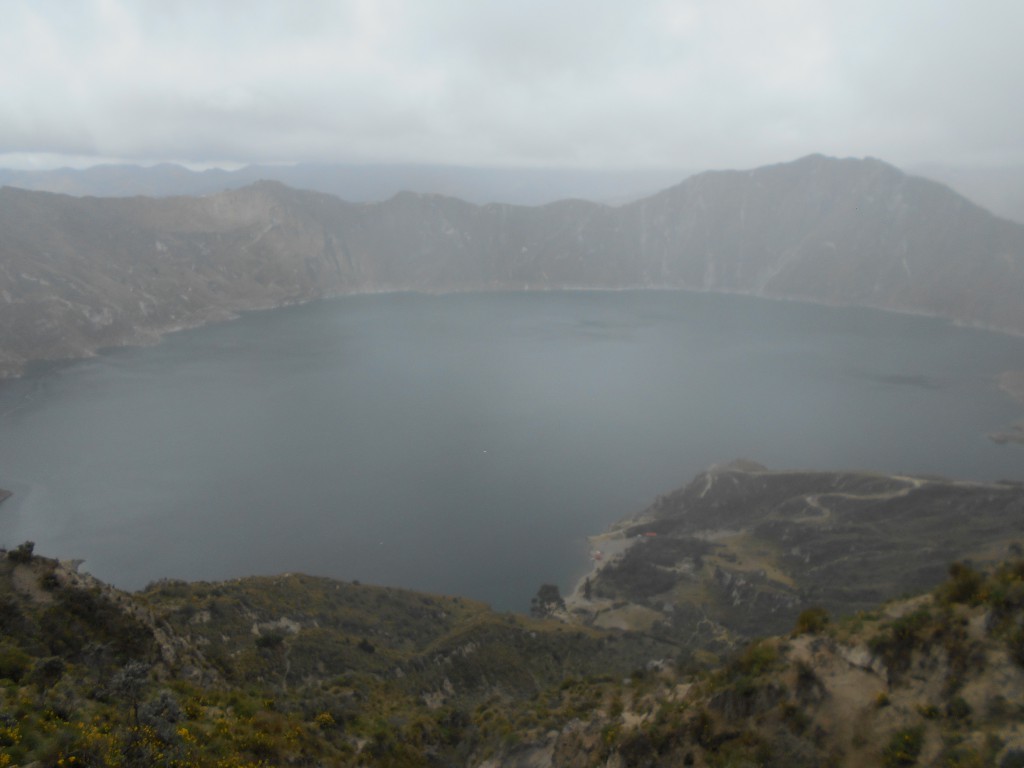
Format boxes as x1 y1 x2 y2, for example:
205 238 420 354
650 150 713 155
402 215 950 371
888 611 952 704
0 291 1022 610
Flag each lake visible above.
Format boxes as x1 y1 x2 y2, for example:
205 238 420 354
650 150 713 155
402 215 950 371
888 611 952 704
0 290 1022 610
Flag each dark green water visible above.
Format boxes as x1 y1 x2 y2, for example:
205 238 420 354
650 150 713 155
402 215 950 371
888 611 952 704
1 291 1022 610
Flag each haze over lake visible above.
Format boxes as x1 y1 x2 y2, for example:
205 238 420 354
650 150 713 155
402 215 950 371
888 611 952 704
0 291 1022 610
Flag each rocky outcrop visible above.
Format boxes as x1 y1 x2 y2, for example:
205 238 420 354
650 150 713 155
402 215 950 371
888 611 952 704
2 154 1023 376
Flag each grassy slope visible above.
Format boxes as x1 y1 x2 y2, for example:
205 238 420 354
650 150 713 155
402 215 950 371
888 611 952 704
3 547 1024 766
0 551 674 766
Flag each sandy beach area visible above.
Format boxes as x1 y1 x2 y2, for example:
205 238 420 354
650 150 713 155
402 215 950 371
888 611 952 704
564 530 638 606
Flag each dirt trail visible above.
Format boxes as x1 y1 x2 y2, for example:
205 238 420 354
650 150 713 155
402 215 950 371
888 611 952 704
795 475 927 520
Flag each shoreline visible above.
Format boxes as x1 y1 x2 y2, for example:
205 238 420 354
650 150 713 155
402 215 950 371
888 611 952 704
564 528 639 607
3 286 1024 381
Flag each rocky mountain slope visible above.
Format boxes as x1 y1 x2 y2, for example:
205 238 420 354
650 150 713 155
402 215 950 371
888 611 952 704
2 154 1023 377
914 164 1024 226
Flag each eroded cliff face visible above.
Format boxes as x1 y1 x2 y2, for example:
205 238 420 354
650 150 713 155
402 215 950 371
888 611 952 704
2 154 1023 376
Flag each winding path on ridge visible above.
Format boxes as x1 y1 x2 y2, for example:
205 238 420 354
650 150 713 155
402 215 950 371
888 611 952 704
796 474 926 523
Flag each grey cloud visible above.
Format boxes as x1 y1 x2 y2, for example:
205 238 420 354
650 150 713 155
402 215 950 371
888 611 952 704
1 0 1022 170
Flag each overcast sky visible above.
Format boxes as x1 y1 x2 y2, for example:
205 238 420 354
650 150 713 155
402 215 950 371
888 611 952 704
2 0 1022 172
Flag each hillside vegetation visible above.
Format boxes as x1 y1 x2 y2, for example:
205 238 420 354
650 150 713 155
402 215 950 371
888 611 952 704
0 545 671 767
3 538 1024 766
2 461 1023 765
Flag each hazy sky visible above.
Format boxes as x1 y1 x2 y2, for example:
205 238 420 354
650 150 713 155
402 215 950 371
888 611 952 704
3 0 1022 171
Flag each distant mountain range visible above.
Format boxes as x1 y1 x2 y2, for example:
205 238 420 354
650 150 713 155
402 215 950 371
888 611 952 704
4 157 1024 224
1 154 1023 376
0 162 690 207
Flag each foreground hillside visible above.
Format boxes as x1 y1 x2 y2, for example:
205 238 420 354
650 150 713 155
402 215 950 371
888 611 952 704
2 154 1024 376
1 462 1023 765
545 561 1024 768
0 545 674 767
2 542 1024 766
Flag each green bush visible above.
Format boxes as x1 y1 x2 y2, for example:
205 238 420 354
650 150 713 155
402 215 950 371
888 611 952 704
939 562 984 606
255 632 285 650
733 640 779 678
882 725 924 767
530 584 565 617
0 643 31 681
39 571 61 591
792 607 830 635
868 608 933 679
8 541 34 564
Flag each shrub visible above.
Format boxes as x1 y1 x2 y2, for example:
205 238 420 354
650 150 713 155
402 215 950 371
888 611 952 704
0 644 31 682
946 696 972 722
139 689 184 742
793 607 830 635
530 584 565 618
7 541 34 564
29 656 65 690
255 632 285 650
882 725 924 767
869 608 933 680
733 640 779 678
39 572 60 591
939 562 984 606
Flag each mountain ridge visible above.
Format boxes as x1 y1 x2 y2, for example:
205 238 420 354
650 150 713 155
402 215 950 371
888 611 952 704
2 154 1023 377
0 161 693 207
